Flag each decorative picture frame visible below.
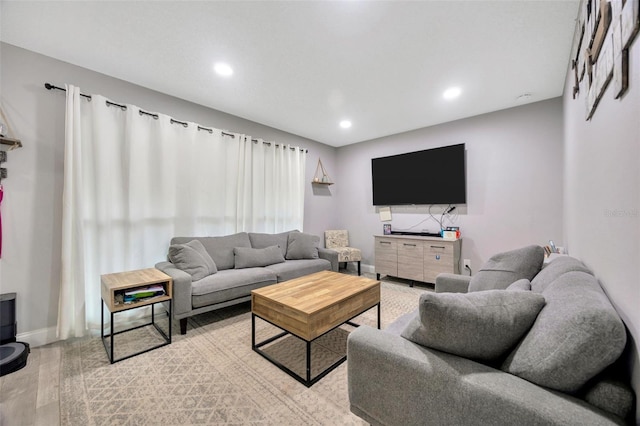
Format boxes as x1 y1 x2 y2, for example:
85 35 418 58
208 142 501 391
574 0 639 120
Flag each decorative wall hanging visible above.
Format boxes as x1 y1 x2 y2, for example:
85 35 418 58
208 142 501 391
0 106 23 259
312 158 333 185
0 107 23 182
571 0 639 120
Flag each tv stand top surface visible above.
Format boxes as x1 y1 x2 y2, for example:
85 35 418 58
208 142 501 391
390 231 442 238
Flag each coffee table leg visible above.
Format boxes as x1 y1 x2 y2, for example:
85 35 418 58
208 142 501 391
306 341 311 383
251 314 256 349
377 302 381 329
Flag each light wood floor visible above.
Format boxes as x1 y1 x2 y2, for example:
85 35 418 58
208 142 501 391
0 342 62 426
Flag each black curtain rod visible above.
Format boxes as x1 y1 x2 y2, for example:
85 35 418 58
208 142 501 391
44 83 307 152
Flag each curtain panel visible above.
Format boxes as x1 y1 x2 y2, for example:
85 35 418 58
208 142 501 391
58 85 306 338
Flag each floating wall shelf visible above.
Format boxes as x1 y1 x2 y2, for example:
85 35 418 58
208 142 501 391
312 158 333 185
0 136 22 150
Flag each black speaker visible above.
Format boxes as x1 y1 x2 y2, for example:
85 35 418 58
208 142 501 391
0 293 17 345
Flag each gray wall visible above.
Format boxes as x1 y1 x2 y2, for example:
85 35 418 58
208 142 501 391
335 98 565 274
562 36 640 420
0 42 338 343
3 37 638 421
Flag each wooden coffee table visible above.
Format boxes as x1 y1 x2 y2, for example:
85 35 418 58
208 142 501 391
251 270 380 387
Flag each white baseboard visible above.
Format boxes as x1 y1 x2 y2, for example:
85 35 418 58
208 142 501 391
343 263 375 275
17 326 59 348
361 263 375 274
16 305 172 348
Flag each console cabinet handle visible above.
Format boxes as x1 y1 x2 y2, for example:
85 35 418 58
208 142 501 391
430 245 446 249
403 243 417 247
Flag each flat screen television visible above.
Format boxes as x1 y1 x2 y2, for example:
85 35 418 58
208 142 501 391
371 143 466 206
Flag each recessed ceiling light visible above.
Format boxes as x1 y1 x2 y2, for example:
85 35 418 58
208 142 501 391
443 87 462 100
339 120 352 129
213 62 233 77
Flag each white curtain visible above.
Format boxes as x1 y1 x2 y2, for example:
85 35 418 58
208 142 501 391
58 85 306 338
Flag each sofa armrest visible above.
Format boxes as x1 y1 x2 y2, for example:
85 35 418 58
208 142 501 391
435 272 471 293
155 261 192 317
347 326 624 426
318 248 339 272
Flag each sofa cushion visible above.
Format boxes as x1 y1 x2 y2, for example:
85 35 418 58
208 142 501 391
506 278 531 291
249 231 294 258
530 255 593 293
468 245 544 292
501 271 627 393
285 232 320 260
168 239 217 281
191 268 276 308
171 232 251 271
264 258 331 282
579 372 635 421
234 245 285 269
401 290 546 362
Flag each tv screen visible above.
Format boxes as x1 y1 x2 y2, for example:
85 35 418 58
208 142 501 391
371 143 466 206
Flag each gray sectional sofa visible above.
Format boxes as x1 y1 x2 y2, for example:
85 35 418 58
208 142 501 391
348 246 635 425
155 230 338 334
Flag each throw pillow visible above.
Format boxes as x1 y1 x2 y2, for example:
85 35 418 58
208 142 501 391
400 290 546 362
530 255 592 293
506 278 531 291
248 231 294 258
501 271 627 393
234 245 285 269
168 239 217 281
468 245 544 292
285 232 320 260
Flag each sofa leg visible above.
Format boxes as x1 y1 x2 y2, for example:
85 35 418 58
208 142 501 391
357 261 361 276
180 318 187 335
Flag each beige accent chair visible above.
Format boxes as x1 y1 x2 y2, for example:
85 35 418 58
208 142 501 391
324 230 362 275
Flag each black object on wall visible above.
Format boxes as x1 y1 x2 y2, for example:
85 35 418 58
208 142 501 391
371 143 467 206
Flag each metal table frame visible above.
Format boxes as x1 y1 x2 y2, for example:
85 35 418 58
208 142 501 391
101 298 172 364
252 302 380 387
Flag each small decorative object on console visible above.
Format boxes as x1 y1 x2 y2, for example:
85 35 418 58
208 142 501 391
442 226 461 239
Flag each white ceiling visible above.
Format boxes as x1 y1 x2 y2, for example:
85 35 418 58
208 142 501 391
1 0 580 147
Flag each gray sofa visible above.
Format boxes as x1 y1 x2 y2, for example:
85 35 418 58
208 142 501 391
155 230 338 334
348 246 635 425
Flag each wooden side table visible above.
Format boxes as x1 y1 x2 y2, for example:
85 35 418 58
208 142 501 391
100 268 172 363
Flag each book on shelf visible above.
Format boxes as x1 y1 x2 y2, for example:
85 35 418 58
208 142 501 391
123 285 165 303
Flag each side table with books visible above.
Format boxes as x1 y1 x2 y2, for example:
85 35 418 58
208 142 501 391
100 268 173 363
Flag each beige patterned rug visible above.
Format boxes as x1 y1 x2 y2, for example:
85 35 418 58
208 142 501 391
60 276 426 425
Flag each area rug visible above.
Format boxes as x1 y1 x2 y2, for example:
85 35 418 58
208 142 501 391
60 277 426 425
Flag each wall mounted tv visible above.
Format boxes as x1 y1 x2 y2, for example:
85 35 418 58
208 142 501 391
371 143 466 206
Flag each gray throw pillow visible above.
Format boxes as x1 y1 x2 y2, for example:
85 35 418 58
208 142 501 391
168 239 217 281
468 245 544 292
506 278 531 291
248 231 293 258
285 232 320 260
501 271 627 393
234 245 285 269
401 290 545 362
530 255 592 293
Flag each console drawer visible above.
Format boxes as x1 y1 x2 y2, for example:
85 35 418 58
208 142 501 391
398 240 424 281
375 238 397 277
424 243 456 283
